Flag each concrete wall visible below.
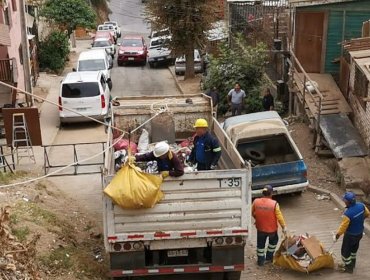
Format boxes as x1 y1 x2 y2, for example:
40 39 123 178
7 0 25 90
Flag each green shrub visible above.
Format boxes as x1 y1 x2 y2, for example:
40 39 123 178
204 34 268 116
38 31 70 73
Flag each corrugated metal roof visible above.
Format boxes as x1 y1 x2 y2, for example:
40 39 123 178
0 24 11 46
289 0 354 7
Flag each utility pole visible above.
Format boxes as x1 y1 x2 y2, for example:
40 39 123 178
19 0 33 106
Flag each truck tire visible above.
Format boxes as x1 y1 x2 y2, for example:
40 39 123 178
245 148 265 162
225 271 241 280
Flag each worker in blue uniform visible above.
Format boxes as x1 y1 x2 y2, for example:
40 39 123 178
335 191 369 273
189 119 221 170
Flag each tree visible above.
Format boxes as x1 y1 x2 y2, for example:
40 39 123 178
203 35 268 116
146 0 219 79
40 0 96 37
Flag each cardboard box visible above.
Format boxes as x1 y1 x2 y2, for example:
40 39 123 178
301 236 323 260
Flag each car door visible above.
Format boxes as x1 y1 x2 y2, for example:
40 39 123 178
100 75 110 115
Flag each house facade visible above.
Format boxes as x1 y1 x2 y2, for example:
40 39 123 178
291 0 370 76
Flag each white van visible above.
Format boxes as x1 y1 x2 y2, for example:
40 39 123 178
75 49 113 90
59 71 111 123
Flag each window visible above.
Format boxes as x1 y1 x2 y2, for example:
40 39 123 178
78 59 106 71
100 76 107 91
62 83 100 98
353 66 368 110
11 0 17 11
18 44 23 65
4 7 10 26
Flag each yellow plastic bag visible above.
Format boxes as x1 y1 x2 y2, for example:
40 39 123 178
104 163 164 209
274 235 334 273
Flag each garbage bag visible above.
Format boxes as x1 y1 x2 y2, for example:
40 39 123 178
104 162 164 209
113 138 138 154
274 235 334 273
137 129 149 153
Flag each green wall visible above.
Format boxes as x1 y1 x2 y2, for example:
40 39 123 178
298 0 370 74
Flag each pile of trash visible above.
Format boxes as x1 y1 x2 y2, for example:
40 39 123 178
0 206 41 279
274 233 334 273
113 129 196 173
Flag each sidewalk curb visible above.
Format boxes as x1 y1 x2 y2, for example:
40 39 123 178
168 66 185 95
307 185 370 236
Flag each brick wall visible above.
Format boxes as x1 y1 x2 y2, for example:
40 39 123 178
348 61 370 150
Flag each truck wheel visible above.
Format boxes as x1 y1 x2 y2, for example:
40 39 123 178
225 271 241 280
245 148 265 162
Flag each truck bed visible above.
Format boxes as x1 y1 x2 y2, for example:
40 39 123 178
104 169 250 245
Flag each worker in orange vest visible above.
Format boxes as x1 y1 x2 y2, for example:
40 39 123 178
252 185 287 266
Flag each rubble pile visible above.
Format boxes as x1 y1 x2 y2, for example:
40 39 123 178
0 206 41 280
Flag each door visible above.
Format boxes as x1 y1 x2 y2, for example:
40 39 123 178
295 12 325 73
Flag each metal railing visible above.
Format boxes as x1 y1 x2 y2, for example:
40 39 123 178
287 51 323 134
43 142 106 176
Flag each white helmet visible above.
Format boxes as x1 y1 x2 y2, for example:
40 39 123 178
153 141 169 157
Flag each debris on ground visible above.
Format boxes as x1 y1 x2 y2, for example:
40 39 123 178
315 194 331 201
0 206 41 279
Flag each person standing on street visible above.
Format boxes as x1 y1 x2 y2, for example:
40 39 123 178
335 191 369 273
252 185 287 266
262 88 274 111
228 82 246 116
207 86 219 118
189 118 221 170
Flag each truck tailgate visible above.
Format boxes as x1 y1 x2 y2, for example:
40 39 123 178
103 169 251 245
252 159 308 190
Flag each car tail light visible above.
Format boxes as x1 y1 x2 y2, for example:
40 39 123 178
101 95 106 108
214 237 224 245
235 236 243 244
113 243 122 251
303 171 307 178
123 243 132 251
58 96 62 111
225 237 233 245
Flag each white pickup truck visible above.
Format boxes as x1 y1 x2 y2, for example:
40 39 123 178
103 94 252 280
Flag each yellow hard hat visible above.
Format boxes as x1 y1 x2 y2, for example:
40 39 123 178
194 118 208 128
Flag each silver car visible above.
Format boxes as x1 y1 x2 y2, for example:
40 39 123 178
175 49 203 75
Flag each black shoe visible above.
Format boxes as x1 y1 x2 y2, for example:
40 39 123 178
339 267 353 274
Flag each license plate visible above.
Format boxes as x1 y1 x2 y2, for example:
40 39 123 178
76 108 87 111
167 249 188 257
157 57 164 61
128 57 135 61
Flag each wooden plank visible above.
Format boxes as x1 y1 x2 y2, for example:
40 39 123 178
114 210 241 223
320 110 341 115
115 218 242 232
321 105 339 110
113 199 243 215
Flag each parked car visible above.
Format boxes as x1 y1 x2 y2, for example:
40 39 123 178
91 38 116 58
92 30 115 45
175 49 203 75
223 111 309 197
75 49 113 90
97 24 117 43
59 71 111 123
147 36 173 68
117 35 147 66
149 28 170 39
104 21 121 38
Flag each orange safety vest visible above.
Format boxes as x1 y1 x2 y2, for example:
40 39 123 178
253 197 278 233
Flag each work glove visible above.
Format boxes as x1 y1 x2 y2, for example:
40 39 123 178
161 171 170 179
124 156 136 165
210 164 217 170
282 227 287 235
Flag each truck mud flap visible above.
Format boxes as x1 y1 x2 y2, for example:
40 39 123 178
110 251 145 270
212 246 244 265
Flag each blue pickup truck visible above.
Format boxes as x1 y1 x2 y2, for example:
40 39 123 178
223 111 308 197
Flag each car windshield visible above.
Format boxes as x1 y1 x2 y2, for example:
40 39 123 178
150 38 169 48
62 82 100 98
99 26 113 31
78 59 106 71
105 22 117 26
92 41 110 48
152 29 170 38
121 39 142 47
